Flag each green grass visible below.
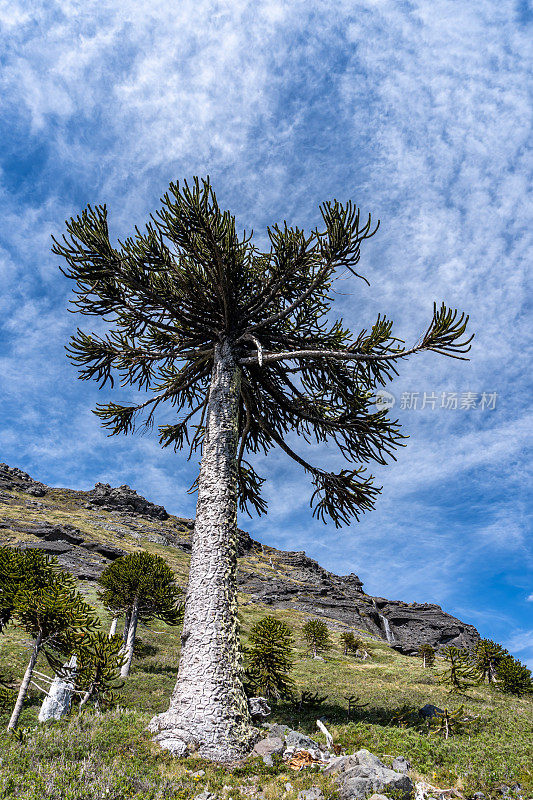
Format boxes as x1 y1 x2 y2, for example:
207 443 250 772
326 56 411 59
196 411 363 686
1 603 531 799
1 489 532 799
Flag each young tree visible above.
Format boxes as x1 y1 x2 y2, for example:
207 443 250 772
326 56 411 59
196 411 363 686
418 643 436 668
495 655 532 696
54 177 473 760
77 633 126 709
428 705 470 740
97 552 183 677
340 631 362 656
245 615 294 699
302 619 331 658
437 646 480 694
7 578 96 730
473 638 507 683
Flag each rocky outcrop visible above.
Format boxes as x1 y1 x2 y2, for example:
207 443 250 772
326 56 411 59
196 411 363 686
86 483 169 519
0 464 479 653
1 519 126 580
237 553 478 654
0 463 47 497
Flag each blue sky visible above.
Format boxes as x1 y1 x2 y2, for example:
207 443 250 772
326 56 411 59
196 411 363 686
0 1 531 667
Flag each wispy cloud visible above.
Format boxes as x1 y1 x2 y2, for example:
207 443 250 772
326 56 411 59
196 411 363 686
0 0 531 656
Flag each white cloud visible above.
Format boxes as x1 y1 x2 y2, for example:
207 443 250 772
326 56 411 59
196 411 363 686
0 0 531 650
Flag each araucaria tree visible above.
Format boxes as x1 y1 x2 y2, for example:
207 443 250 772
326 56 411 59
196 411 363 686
438 646 480 694
340 631 362 656
245 615 295 699
418 643 436 668
7 573 96 730
473 638 507 683
302 619 331 658
54 177 472 761
97 553 183 677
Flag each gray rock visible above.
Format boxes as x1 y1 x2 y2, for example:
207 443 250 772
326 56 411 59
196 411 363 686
253 736 285 757
194 790 217 800
325 749 413 800
153 734 189 756
285 730 320 751
248 697 271 719
367 795 390 800
418 704 443 719
263 722 291 738
0 463 47 497
391 756 410 773
298 789 324 800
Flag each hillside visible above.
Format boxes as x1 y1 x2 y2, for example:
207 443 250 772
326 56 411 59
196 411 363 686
0 463 479 655
0 464 531 800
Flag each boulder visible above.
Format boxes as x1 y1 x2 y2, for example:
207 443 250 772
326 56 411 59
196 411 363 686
418 704 443 719
285 729 321 751
263 722 291 738
391 756 410 773
325 749 413 800
253 736 285 763
248 697 271 719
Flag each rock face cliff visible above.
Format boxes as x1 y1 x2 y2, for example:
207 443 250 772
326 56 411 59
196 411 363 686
0 464 479 655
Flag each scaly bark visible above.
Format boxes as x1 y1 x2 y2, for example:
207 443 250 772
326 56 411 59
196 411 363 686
109 615 119 637
7 631 43 731
149 340 256 761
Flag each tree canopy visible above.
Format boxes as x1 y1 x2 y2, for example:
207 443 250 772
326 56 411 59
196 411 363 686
54 177 472 528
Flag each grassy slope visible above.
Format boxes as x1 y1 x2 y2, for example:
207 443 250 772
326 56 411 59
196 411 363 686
0 489 532 800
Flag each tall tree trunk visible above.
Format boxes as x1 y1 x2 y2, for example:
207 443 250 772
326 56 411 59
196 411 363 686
149 340 256 762
109 615 119 637
7 631 43 731
121 596 139 678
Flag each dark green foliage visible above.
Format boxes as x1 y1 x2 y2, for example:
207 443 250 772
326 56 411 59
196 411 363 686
495 655 532 696
418 643 436 668
301 620 331 657
12 576 97 652
0 548 61 634
474 639 508 683
245 616 295 699
438 646 480 693
46 632 126 711
76 633 125 709
98 552 183 627
54 177 472 528
340 631 362 656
